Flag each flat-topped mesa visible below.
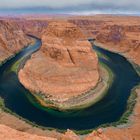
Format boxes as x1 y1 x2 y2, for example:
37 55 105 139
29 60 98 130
19 21 99 105
42 21 85 39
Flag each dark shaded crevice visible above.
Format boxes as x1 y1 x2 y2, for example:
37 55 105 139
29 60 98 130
67 49 75 64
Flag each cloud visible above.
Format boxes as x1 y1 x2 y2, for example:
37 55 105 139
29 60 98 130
0 0 94 8
0 0 140 14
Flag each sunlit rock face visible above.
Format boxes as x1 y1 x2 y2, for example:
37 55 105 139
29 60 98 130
0 125 112 140
96 24 140 65
0 20 30 63
0 124 56 140
70 16 140 65
19 21 99 102
17 19 48 38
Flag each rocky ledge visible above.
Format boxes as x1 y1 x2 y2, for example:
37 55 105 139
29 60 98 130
95 24 140 65
18 21 99 109
0 20 31 64
0 124 111 140
0 124 56 140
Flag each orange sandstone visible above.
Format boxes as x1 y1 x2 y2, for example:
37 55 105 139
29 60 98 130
19 21 99 104
0 20 30 63
0 124 56 140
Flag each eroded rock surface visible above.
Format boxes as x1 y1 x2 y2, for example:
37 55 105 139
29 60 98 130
19 21 99 103
0 124 56 140
69 15 140 65
96 24 140 65
1 16 140 140
0 124 111 140
85 129 110 140
17 19 48 38
0 20 30 64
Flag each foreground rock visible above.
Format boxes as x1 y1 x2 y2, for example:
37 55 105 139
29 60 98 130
17 19 48 38
0 124 111 140
85 129 110 140
0 124 56 140
0 20 30 64
19 21 99 109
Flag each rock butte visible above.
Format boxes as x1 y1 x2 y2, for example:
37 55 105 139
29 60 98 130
19 21 99 103
0 15 140 140
95 24 140 65
69 15 140 65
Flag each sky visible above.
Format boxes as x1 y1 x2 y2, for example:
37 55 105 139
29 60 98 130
0 0 140 15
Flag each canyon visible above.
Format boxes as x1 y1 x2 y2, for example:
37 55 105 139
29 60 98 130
0 15 140 140
69 15 140 65
0 123 110 140
0 19 31 64
18 21 99 109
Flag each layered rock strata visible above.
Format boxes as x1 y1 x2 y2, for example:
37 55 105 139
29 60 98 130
69 15 140 65
19 21 99 107
0 20 30 64
96 24 140 65
0 124 56 140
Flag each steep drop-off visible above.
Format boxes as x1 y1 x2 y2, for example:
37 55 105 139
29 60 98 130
69 15 140 65
0 20 30 64
17 19 48 38
0 124 56 140
96 24 140 65
19 21 99 108
0 16 140 140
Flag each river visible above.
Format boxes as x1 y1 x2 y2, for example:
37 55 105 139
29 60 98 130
0 37 139 131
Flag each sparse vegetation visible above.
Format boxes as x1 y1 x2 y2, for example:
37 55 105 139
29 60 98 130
24 61 114 111
0 39 139 135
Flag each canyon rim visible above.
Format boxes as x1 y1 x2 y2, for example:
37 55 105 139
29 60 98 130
0 0 140 140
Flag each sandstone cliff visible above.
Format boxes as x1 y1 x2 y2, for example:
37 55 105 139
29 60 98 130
69 15 140 140
1 16 140 140
96 24 140 65
69 15 140 65
19 21 99 105
0 20 30 64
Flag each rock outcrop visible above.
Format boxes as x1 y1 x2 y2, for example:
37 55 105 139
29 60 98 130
70 15 140 140
0 124 56 140
1 15 140 140
61 129 80 140
85 129 110 140
19 21 99 106
0 124 111 140
96 23 140 65
69 15 140 65
0 20 30 64
17 19 48 38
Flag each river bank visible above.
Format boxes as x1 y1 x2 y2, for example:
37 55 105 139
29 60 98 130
25 61 113 111
94 41 140 140
0 37 139 137
0 36 35 67
0 47 114 135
